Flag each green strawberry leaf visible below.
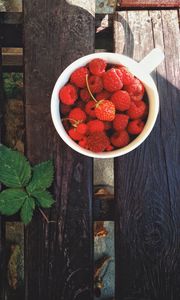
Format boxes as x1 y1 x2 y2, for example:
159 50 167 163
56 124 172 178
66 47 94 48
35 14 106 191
26 160 54 193
32 190 55 208
20 197 35 225
0 189 27 215
0 145 31 188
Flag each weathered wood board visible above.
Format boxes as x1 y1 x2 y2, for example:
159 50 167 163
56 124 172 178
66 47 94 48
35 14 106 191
114 10 180 300
24 1 95 299
119 0 180 7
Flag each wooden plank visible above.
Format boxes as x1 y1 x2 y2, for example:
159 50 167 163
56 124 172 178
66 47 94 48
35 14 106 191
114 10 180 299
0 46 6 300
24 1 95 299
0 24 22 47
119 0 180 7
0 12 22 24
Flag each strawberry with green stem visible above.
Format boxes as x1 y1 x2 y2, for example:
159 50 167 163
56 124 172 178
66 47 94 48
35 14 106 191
86 75 115 122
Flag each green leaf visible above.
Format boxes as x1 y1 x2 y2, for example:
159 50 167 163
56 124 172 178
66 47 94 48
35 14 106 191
32 190 55 208
0 145 31 188
20 197 35 225
0 189 27 216
26 160 54 193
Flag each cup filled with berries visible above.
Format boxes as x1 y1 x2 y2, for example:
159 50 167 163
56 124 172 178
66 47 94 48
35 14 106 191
51 48 164 158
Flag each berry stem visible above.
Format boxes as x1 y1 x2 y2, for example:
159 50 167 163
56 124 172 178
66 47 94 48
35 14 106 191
86 74 97 103
38 207 56 224
61 117 80 127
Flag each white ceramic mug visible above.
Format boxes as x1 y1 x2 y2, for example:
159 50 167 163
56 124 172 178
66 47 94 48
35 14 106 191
51 48 164 158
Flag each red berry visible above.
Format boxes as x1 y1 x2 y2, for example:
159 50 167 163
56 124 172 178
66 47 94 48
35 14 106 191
79 136 88 148
76 123 88 135
95 100 115 121
96 90 112 101
59 84 77 105
60 103 71 115
118 66 134 85
111 90 131 111
124 78 145 101
88 75 103 94
110 130 130 148
87 132 110 152
80 89 91 102
70 67 89 88
106 145 114 151
127 101 147 119
113 114 129 131
87 120 105 133
68 128 83 141
89 58 107 76
85 101 96 118
127 119 145 135
103 68 123 92
69 108 86 124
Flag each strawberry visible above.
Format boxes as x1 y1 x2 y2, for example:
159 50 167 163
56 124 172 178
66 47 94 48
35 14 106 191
95 100 115 121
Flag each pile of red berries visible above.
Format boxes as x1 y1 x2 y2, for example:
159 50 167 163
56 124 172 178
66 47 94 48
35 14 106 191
59 58 148 153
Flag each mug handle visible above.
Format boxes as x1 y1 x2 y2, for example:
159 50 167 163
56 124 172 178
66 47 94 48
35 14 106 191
138 48 165 74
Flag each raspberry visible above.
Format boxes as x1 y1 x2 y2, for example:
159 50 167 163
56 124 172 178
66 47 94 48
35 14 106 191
106 145 114 151
124 78 145 101
110 130 130 148
85 101 96 118
118 66 134 85
111 90 131 111
87 120 105 133
103 68 123 92
95 100 115 121
127 101 147 119
127 119 145 135
59 84 77 105
80 89 91 102
96 90 112 101
89 58 107 76
88 75 103 94
69 108 86 124
70 67 89 88
79 136 88 148
76 123 88 135
60 103 71 115
68 128 83 141
87 132 110 152
113 114 129 131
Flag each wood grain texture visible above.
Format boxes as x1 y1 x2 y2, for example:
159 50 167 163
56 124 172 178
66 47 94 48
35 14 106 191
24 1 95 299
0 46 6 300
114 10 180 300
119 0 180 7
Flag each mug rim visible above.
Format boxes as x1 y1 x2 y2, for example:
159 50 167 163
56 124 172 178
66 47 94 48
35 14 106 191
51 52 159 158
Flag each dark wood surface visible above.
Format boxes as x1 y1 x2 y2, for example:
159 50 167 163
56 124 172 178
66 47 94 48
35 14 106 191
119 0 180 7
114 10 180 300
24 1 94 299
0 46 6 300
